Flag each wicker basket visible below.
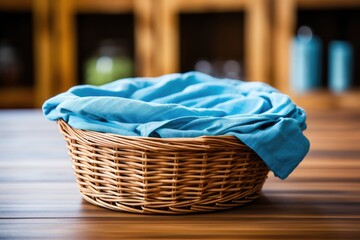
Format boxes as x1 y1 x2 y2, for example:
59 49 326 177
58 119 269 214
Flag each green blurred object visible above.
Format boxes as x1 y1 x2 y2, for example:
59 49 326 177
84 39 133 85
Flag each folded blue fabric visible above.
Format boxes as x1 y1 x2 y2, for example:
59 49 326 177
43 71 310 179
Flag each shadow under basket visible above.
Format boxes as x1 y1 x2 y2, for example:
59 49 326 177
57 119 269 214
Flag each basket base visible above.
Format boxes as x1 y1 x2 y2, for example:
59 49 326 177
79 189 264 215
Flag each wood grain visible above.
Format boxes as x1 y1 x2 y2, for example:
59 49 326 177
0 109 359 239
54 0 77 93
33 0 53 108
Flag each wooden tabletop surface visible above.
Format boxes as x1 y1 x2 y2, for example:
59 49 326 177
0 109 359 239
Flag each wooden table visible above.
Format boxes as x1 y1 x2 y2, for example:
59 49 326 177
0 109 359 239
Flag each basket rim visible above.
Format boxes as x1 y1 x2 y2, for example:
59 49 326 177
57 119 251 150
57 119 241 141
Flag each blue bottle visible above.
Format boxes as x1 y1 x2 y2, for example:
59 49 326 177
328 41 353 93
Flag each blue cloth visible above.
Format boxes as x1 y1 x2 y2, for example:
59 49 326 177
43 72 310 179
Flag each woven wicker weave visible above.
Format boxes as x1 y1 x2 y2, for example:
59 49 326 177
58 119 269 214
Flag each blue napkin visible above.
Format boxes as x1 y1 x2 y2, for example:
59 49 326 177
43 72 310 179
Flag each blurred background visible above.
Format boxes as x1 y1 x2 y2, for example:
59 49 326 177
0 0 359 110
